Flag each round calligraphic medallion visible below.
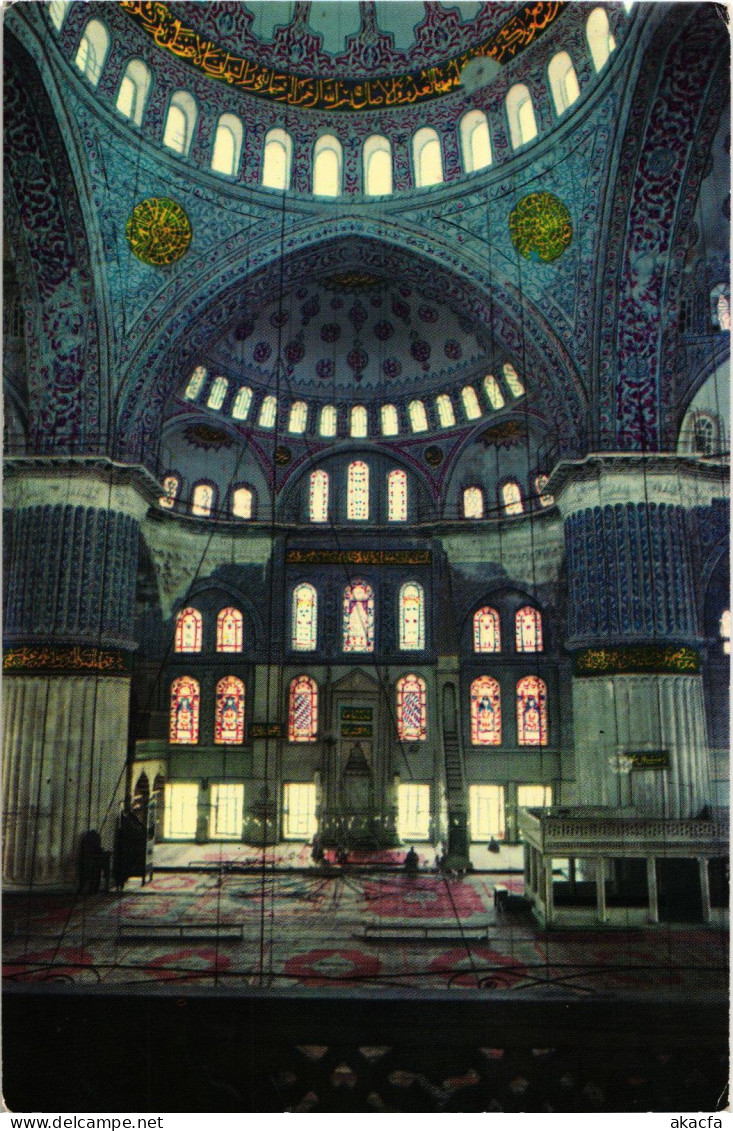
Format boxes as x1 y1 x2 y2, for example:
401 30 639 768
508 192 572 263
125 198 192 266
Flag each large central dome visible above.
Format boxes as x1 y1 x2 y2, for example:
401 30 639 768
163 1 525 79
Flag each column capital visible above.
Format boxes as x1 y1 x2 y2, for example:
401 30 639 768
3 457 162 521
547 454 728 519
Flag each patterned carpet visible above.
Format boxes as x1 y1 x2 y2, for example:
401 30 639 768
3 846 728 999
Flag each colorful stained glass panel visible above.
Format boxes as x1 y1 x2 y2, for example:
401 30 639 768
470 676 502 745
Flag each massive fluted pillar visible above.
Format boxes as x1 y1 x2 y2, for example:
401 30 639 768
554 456 726 818
2 461 154 887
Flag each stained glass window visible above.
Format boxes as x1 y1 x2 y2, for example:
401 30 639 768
169 676 200 744
347 461 369 520
163 91 197 155
503 363 525 397
207 376 228 409
586 7 615 72
159 474 179 509
461 385 482 420
74 19 109 85
548 51 580 116
214 676 245 744
502 481 524 516
192 482 215 517
516 675 548 746
292 583 317 651
216 607 243 653
262 128 292 190
387 469 407 522
313 135 342 196
460 109 492 173
463 487 484 519
413 127 443 187
364 135 393 195
259 395 277 428
211 114 243 176
484 375 505 410
309 470 329 522
473 607 501 653
231 386 252 420
288 675 318 742
408 400 428 433
381 404 399 436
397 674 427 741
319 405 337 437
184 366 206 400
399 582 425 650
515 606 543 652
232 486 253 518
470 676 502 745
116 59 151 126
535 475 554 508
506 83 537 148
174 607 202 653
351 405 368 438
288 401 308 434
436 394 455 427
343 581 375 652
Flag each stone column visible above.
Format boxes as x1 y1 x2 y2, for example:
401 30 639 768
2 463 152 888
698 857 711 923
596 857 608 923
646 856 659 923
554 457 724 818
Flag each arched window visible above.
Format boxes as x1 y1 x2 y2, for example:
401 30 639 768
502 481 524 516
586 7 616 72
159 473 180 510
506 83 537 149
463 487 484 519
381 404 399 436
174 607 202 652
436 394 456 427
232 486 253 518
516 606 543 652
309 470 329 522
288 401 308 434
211 113 243 176
313 134 342 196
350 405 368 438
74 19 109 85
408 399 428 433
343 581 375 652
184 366 206 400
288 675 318 742
217 607 243 652
388 469 408 522
484 375 505 410
319 404 338 437
259 395 277 428
191 482 215 517
347 461 369 519
720 609 730 655
461 385 482 420
363 134 393 195
399 582 425 650
397 674 427 741
516 675 548 745
207 376 228 410
292 583 318 651
548 51 581 116
503 363 525 397
163 91 197 156
413 127 443 187
460 109 492 173
215 676 245 744
262 128 292 190
473 607 501 653
116 59 151 126
49 1 70 30
231 386 253 420
470 676 502 745
535 475 554 507
169 676 200 744
710 283 731 330
692 414 718 456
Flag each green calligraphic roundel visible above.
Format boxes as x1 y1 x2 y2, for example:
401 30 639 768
509 192 572 263
125 197 192 266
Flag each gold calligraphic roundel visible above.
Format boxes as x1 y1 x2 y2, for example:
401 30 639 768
508 192 572 263
125 198 192 266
